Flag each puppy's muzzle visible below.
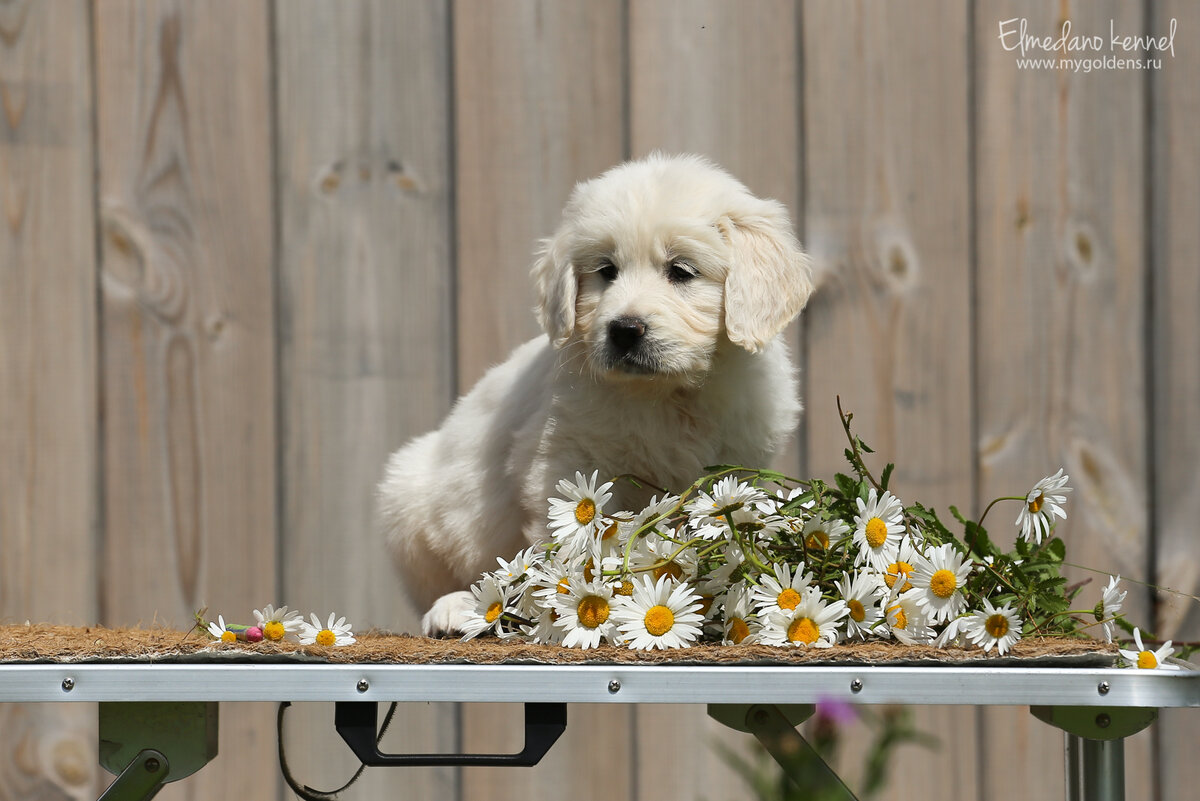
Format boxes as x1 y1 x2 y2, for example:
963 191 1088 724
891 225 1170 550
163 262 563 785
605 316 662 375
608 316 647 353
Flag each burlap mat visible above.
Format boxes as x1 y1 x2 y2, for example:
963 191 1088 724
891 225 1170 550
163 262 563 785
0 624 1117 667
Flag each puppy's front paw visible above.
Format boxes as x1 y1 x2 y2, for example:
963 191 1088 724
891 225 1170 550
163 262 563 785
421 590 475 638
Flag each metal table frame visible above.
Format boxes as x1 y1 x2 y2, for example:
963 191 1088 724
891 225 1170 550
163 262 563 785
2 662 1196 801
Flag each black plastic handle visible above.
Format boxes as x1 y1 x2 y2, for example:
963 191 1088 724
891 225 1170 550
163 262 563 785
334 702 567 768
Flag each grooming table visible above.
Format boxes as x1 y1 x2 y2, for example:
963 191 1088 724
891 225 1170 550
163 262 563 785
1 659 1197 801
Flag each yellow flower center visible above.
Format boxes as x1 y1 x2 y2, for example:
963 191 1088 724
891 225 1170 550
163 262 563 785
698 596 714 617
1028 493 1045 514
1137 650 1158 670
728 617 750 644
602 521 620 541
577 595 610 629
653 561 684 582
848 599 866 622
263 621 286 641
583 559 595 582
885 561 914 592
929 569 958 599
644 605 675 636
985 614 1009 639
220 630 237 643
614 579 634 597
865 517 889 548
777 588 802 610
787 617 820 644
889 605 908 630
485 601 503 623
575 498 596 525
806 532 829 551
557 577 571 594
315 629 336 647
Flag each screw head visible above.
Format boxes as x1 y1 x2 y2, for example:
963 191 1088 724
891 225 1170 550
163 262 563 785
850 679 864 693
144 757 161 773
608 679 621 694
61 677 75 692
356 679 370 693
1095 713 1112 729
1098 681 1111 696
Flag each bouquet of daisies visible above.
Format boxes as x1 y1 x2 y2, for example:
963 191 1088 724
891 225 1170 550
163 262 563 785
460 403 1177 669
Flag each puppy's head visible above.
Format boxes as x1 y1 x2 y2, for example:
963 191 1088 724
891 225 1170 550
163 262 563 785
533 153 812 385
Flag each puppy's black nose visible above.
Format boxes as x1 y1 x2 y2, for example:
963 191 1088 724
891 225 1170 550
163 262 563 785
608 316 647 352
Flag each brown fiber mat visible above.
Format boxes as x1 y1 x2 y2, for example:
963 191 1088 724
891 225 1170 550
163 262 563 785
0 624 1117 668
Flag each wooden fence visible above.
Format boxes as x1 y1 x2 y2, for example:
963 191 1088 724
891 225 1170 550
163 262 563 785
1 1 1196 800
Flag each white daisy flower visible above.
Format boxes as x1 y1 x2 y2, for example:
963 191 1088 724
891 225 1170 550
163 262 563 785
522 606 565 645
1118 628 1181 671
298 613 356 647
719 582 759 645
908 544 973 624
529 553 588 603
547 470 614 552
802 515 850 552
834 570 885 640
626 529 699 583
630 494 682 533
551 579 620 649
1016 468 1071 545
750 562 815 615
612 575 705 650
253 605 304 643
934 615 969 648
207 615 237 644
1095 575 1127 644
685 476 767 526
760 588 848 648
494 546 546 594
882 537 925 594
883 589 935 645
460 575 516 640
852 489 906 571
962 599 1022 655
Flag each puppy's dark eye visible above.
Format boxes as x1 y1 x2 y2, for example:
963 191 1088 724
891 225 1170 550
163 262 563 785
667 261 697 284
598 260 618 282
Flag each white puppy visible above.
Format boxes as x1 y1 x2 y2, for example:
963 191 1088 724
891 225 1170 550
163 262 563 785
378 153 813 635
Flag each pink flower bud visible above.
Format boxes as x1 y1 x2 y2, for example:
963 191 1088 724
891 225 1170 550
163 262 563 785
245 626 264 643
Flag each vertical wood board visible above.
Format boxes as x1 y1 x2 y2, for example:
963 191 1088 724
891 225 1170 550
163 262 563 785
92 3 277 800
275 1 458 799
0 1 98 798
974 2 1152 798
802 2 977 798
627 3 803 799
454 3 631 801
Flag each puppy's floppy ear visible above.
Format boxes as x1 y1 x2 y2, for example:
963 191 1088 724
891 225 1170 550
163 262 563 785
531 233 577 348
720 198 814 353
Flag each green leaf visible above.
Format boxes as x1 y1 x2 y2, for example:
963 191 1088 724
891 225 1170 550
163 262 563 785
880 463 895 490
834 472 859 499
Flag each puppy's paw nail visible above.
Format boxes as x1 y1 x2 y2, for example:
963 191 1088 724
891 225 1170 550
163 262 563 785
421 591 475 638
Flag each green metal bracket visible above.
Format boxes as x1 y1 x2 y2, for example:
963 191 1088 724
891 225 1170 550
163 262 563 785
97 702 219 801
1030 706 1157 741
708 704 860 801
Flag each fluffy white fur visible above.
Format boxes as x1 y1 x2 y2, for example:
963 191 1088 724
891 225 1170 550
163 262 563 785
378 153 814 635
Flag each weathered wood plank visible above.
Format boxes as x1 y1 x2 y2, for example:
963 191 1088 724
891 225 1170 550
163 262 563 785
974 2 1153 798
274 1 458 798
0 1 98 797
628 2 802 798
454 3 629 800
803 2 977 798
454 0 627 389
1150 1 1200 796
93 2 277 800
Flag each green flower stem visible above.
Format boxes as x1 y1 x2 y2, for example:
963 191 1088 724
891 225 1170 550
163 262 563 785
977 495 1025 530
